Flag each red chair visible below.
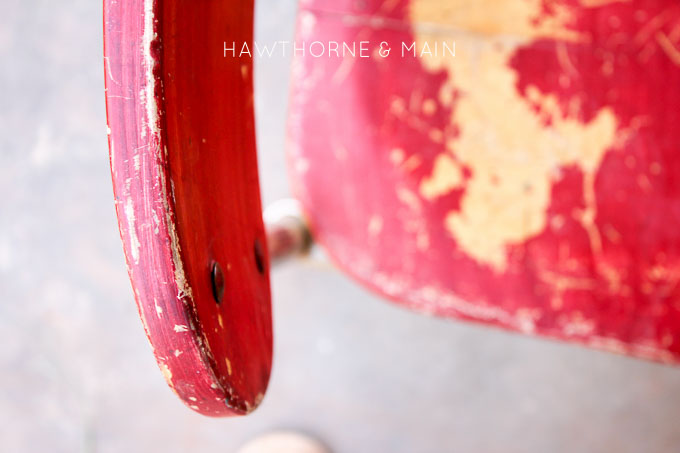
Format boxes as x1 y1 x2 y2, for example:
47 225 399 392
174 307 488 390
104 0 680 416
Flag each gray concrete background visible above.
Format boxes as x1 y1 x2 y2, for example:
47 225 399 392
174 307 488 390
2 1 680 452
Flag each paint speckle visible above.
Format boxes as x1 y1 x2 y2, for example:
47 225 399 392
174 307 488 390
368 215 384 236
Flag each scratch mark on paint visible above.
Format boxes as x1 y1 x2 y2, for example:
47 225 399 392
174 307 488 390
154 299 163 317
656 31 680 66
124 199 141 264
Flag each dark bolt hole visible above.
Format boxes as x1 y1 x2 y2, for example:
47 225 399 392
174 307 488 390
211 261 225 304
254 238 266 275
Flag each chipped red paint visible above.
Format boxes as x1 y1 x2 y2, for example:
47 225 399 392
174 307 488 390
288 0 680 362
104 0 271 416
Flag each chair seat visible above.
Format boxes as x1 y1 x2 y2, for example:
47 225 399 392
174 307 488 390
288 0 680 363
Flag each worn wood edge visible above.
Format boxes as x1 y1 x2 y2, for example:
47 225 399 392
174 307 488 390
103 0 252 416
287 165 678 366
287 120 678 366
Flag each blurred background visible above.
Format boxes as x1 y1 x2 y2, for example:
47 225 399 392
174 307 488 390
3 1 680 452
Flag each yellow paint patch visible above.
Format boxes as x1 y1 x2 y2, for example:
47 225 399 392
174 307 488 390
419 153 464 200
410 0 583 42
580 0 630 7
410 0 618 271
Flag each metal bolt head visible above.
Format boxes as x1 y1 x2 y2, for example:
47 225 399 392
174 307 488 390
211 261 225 304
253 239 266 275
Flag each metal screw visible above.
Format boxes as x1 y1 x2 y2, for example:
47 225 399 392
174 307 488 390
253 239 265 275
211 261 225 304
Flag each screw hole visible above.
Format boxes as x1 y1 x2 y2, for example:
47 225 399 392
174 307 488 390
211 261 225 304
254 239 266 275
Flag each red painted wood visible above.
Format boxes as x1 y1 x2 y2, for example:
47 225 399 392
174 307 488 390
104 0 271 416
288 0 680 362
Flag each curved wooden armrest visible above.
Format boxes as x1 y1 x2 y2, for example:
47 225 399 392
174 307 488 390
104 0 271 416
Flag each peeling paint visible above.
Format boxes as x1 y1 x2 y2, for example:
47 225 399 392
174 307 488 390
124 199 141 264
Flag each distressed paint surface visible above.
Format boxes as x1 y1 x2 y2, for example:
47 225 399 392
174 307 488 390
104 0 272 416
288 0 680 361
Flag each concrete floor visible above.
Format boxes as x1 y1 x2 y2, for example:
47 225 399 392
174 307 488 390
2 1 680 452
